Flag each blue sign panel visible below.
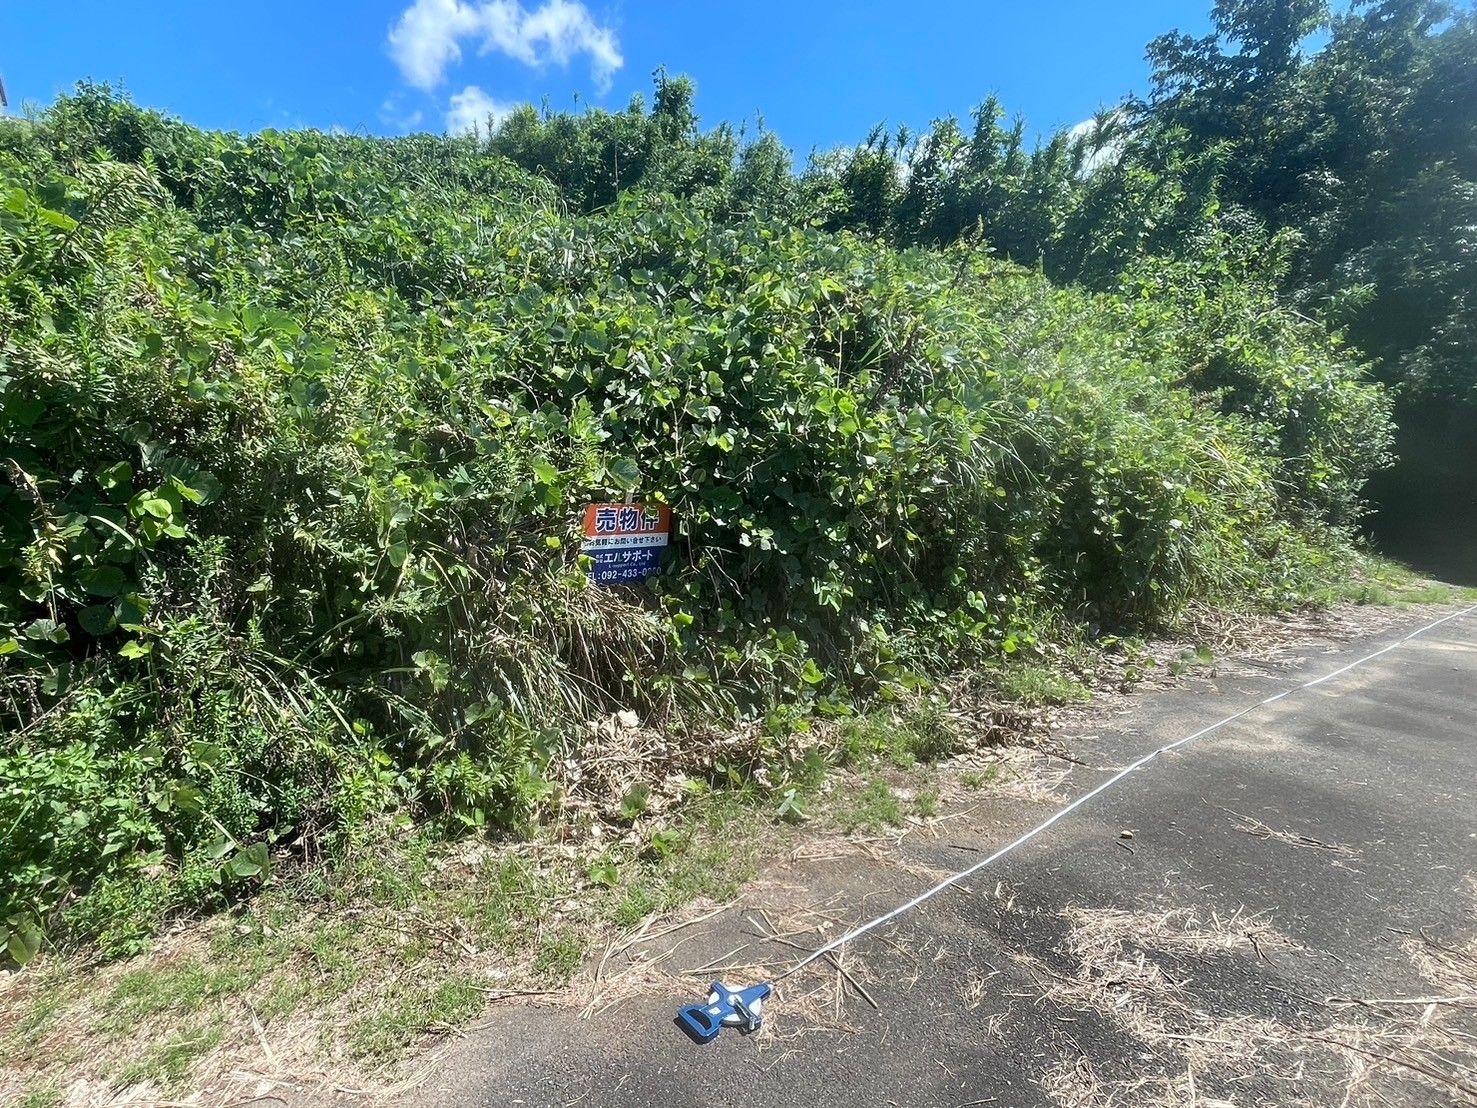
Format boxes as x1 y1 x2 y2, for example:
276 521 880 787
580 502 671 586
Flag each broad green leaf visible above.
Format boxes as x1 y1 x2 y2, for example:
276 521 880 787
78 604 118 636
412 649 449 691
588 856 619 887
24 619 68 644
607 457 641 491
172 784 206 813
117 593 150 630
5 394 45 427
5 917 43 966
226 842 270 880
96 461 133 491
79 565 128 597
189 741 225 767
38 206 78 231
171 470 223 506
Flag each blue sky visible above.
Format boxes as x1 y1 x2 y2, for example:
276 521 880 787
2 1 1217 153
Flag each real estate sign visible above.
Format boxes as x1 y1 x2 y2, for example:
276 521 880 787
580 503 671 586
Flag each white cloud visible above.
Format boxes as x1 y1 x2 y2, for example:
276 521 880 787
379 95 425 130
388 0 622 93
446 85 518 136
1068 115 1127 176
389 0 482 90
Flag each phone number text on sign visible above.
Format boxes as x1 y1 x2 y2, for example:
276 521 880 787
581 503 671 586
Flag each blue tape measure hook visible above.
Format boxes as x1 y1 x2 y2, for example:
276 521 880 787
675 981 771 1043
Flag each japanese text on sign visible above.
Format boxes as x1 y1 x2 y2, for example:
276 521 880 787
581 503 671 586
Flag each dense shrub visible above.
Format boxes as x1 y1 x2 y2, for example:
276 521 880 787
1116 230 1394 525
0 90 1389 959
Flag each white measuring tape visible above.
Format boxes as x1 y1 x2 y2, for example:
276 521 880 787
782 603 1477 977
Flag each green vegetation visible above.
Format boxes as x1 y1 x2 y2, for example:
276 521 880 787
15 1088 63 1108
9 0 1470 999
836 779 905 835
0 797 771 1088
346 976 485 1061
1320 557 1477 608
434 7 1477 417
0 62 1402 968
960 767 1002 791
835 705 959 768
992 664 1091 707
116 1021 226 1089
470 4 1477 565
914 789 941 820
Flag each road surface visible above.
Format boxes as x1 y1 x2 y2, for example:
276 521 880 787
423 607 1477 1108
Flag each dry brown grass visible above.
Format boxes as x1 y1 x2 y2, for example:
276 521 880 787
1041 1054 1246 1108
1031 894 1477 1108
1403 930 1477 1004
1224 810 1360 858
551 711 771 827
0 833 633 1107
1025 904 1294 1084
551 881 896 1042
0 923 408 1108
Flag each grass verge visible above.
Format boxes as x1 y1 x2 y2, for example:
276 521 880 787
0 572 1466 1103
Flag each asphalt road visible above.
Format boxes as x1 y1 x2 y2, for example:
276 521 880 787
423 607 1477 1108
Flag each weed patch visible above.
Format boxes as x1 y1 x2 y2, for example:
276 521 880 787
961 766 1003 790
347 975 486 1063
532 930 588 982
14 1088 63 1108
837 779 906 834
915 790 941 819
991 664 1092 706
834 703 963 768
116 1018 225 1090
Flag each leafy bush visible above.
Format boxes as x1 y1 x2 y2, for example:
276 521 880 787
0 89 1390 958
1116 229 1393 525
